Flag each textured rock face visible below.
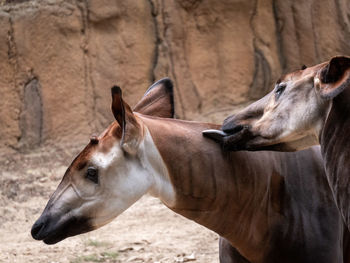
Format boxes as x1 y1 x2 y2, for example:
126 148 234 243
0 0 350 152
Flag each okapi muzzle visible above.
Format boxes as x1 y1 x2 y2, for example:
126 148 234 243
31 210 92 245
203 95 278 151
31 180 94 244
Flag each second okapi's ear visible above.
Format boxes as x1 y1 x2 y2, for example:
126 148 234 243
111 86 142 155
133 78 175 118
316 56 350 99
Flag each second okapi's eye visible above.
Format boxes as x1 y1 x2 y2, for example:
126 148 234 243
275 83 286 99
86 167 99 184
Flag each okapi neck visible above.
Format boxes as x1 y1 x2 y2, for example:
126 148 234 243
140 116 281 262
321 87 350 150
321 87 350 226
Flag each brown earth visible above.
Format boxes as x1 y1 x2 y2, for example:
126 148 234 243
1 0 350 262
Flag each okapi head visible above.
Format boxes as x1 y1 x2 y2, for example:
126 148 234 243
31 78 175 244
203 56 350 151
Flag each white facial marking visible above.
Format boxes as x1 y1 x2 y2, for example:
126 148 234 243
68 126 176 228
138 128 176 207
92 143 123 169
87 141 152 227
42 123 176 237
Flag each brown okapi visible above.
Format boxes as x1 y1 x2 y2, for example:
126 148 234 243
31 78 349 263
203 56 350 231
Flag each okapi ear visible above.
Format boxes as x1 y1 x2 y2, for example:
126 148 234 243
111 86 142 155
317 56 350 99
133 78 175 118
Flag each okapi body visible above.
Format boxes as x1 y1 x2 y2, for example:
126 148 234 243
31 79 348 263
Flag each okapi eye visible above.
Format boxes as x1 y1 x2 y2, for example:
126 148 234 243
275 83 286 99
86 167 99 184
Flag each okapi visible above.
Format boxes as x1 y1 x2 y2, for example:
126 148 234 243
203 56 350 231
32 78 349 263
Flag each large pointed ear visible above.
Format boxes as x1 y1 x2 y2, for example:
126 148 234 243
111 86 142 155
316 56 350 99
133 78 175 118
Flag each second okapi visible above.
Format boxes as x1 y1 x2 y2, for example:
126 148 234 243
203 56 350 231
31 78 349 263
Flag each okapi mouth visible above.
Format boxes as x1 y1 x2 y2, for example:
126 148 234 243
203 125 254 151
31 213 93 244
222 123 245 135
220 126 254 151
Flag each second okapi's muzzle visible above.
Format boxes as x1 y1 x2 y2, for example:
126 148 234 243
222 117 245 135
203 90 271 151
203 113 256 151
203 125 254 151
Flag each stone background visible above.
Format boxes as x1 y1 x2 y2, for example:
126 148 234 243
1 0 350 153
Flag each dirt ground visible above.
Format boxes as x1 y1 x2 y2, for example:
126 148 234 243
0 144 220 263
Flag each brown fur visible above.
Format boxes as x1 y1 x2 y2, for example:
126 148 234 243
321 86 350 228
141 115 346 263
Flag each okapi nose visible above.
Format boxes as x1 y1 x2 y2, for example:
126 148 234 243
31 216 48 240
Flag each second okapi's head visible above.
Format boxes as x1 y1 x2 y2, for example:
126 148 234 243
31 78 175 244
203 56 350 151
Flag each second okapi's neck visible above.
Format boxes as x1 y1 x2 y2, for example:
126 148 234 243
321 87 350 226
140 115 282 262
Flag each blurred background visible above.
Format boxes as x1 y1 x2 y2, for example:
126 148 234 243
0 0 349 262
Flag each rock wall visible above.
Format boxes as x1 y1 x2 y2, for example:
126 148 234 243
1 0 350 152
